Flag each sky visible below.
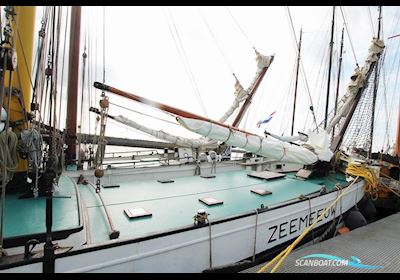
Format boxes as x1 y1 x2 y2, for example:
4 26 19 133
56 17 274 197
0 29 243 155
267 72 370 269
32 6 400 153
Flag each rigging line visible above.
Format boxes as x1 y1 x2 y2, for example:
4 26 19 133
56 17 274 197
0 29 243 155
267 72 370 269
225 6 255 51
31 7 46 101
87 9 92 135
32 6 50 106
102 6 105 84
380 58 391 150
14 9 34 91
367 6 375 38
94 7 99 108
0 7 2 42
53 6 63 130
281 57 298 135
197 6 235 74
164 7 208 117
285 6 318 131
109 101 180 126
80 34 87 134
339 6 359 67
385 38 400 135
58 6 69 130
304 39 330 131
303 18 331 131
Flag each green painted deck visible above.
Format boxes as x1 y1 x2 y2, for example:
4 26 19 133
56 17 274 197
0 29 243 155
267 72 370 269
79 170 348 244
4 176 80 239
3 170 348 245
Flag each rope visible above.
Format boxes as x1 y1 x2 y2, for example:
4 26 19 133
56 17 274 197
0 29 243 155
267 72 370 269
345 162 380 200
0 130 18 183
339 6 359 67
257 175 360 273
58 6 69 129
367 6 375 38
164 8 208 117
225 6 255 51
198 7 235 74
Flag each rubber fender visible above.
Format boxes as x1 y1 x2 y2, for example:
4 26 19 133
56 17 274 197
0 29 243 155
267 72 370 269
357 196 377 220
344 210 367 230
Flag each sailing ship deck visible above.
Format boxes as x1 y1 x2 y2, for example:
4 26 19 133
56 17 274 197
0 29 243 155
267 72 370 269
241 211 400 273
4 170 349 245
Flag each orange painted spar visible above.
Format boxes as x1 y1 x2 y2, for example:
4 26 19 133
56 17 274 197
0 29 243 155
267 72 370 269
93 82 258 136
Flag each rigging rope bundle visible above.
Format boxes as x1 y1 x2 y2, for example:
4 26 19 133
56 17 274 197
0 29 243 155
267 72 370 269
0 130 19 184
345 162 380 200
20 129 43 168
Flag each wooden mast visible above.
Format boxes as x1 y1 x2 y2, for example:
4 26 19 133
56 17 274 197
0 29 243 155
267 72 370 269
291 28 302 136
65 6 82 165
332 27 345 141
324 6 335 130
369 6 382 156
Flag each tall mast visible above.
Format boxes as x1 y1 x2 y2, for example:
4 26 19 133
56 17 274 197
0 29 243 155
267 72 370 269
324 6 335 130
65 6 82 165
369 6 382 156
291 28 302 136
332 27 345 141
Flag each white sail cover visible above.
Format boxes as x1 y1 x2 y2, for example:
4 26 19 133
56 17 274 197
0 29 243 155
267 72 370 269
176 116 333 165
326 38 385 133
267 131 308 142
113 115 217 149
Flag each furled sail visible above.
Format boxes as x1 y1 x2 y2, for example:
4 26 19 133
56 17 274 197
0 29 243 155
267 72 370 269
326 38 385 134
266 131 308 142
219 53 273 123
112 115 216 149
176 116 332 165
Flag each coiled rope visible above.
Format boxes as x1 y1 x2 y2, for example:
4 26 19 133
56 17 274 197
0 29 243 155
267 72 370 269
0 130 18 183
345 162 380 200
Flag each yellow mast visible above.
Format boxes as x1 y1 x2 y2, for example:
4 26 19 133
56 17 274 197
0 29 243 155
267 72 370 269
7 6 36 172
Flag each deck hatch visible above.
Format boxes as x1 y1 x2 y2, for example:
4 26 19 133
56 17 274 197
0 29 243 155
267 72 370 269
124 208 152 219
247 171 286 180
250 189 273 196
199 197 223 206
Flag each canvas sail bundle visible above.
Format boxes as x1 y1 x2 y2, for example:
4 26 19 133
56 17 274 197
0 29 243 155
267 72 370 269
176 116 333 165
326 38 385 134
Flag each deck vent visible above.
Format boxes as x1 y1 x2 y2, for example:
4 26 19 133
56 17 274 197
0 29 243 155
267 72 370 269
124 207 152 219
157 179 175 183
250 189 272 196
199 197 223 206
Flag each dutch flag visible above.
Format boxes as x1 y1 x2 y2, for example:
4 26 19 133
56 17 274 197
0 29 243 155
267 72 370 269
256 111 276 128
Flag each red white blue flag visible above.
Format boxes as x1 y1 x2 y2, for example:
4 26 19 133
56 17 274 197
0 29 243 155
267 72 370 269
256 111 276 128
